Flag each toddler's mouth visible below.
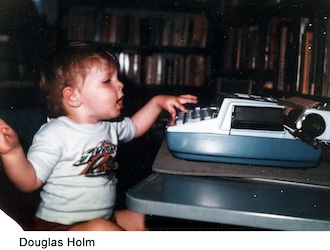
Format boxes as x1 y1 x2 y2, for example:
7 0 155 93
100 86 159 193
117 96 124 109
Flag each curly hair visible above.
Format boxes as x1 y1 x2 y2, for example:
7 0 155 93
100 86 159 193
40 42 120 118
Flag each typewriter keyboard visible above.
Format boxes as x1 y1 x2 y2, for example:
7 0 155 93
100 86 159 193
176 106 218 125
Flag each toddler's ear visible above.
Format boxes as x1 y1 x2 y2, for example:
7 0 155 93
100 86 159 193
62 86 81 107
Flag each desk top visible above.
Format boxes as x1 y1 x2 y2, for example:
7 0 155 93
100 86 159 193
126 172 330 230
127 140 330 230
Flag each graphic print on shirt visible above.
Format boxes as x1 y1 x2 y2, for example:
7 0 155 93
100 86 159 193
73 140 118 177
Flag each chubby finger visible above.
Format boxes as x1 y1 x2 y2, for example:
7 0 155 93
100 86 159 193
0 128 16 142
171 101 189 114
0 126 7 134
0 118 7 126
0 120 10 135
168 116 176 126
167 104 179 118
0 121 16 138
174 95 198 113
178 94 198 104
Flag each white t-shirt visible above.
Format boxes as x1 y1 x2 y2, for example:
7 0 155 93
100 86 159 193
27 116 136 225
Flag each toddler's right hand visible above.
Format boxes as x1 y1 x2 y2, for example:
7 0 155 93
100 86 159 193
0 119 20 155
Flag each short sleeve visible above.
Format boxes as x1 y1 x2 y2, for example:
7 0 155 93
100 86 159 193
27 124 62 183
115 117 136 143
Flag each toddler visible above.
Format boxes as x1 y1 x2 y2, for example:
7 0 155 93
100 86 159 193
0 42 198 230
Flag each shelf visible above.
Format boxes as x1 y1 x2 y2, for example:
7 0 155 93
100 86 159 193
217 0 330 98
91 43 212 55
59 0 219 15
57 0 215 91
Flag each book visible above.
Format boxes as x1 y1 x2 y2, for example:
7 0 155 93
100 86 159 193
266 18 281 71
155 54 163 85
247 26 259 70
313 17 328 96
264 16 300 92
143 16 164 46
300 29 314 95
277 25 287 91
295 18 309 92
161 16 173 46
223 27 235 70
284 21 300 93
144 55 154 85
181 16 191 47
118 52 141 85
172 16 185 47
127 15 141 45
322 18 330 97
235 27 244 70
191 15 208 48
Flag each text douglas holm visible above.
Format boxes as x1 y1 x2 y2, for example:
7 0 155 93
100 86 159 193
20 237 96 248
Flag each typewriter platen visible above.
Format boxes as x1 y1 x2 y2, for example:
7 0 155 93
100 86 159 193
166 93 330 168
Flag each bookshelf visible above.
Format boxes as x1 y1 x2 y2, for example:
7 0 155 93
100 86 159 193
216 0 330 99
0 1 43 109
56 0 218 105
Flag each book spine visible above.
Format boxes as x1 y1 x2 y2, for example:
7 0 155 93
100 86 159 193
313 17 328 96
295 18 309 92
301 30 314 95
322 17 330 97
277 25 287 91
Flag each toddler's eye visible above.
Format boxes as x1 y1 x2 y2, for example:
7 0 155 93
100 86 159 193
103 79 111 84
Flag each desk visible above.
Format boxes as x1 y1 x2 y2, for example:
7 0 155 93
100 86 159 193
126 142 330 230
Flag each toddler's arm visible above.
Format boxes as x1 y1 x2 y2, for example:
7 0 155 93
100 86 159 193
131 94 198 138
0 119 43 192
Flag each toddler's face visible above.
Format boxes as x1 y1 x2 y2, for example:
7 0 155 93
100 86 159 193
78 63 124 123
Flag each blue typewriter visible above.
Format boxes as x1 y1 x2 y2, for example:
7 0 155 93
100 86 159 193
166 93 330 168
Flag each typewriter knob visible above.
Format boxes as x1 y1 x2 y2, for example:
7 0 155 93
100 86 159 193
301 113 326 138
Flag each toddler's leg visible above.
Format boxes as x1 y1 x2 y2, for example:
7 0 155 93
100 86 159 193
69 218 124 231
114 209 147 231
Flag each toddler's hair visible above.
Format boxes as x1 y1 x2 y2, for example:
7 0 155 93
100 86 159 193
40 42 119 118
